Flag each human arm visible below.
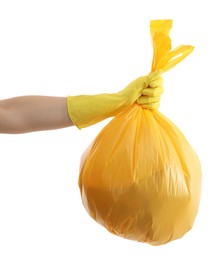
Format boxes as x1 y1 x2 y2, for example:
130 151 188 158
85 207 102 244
0 71 163 134
0 96 72 134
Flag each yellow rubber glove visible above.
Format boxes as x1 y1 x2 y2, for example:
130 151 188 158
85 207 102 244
67 70 163 129
137 76 164 110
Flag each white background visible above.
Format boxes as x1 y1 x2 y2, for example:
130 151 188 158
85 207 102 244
0 0 220 259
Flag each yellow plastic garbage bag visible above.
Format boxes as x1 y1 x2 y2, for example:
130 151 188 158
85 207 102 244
78 20 202 245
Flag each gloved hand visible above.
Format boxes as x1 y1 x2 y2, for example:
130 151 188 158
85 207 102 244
136 75 164 110
67 70 163 129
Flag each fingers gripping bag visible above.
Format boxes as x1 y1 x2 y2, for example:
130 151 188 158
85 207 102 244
78 20 202 245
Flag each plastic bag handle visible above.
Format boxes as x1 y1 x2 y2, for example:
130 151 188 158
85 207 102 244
150 20 194 73
152 44 194 72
